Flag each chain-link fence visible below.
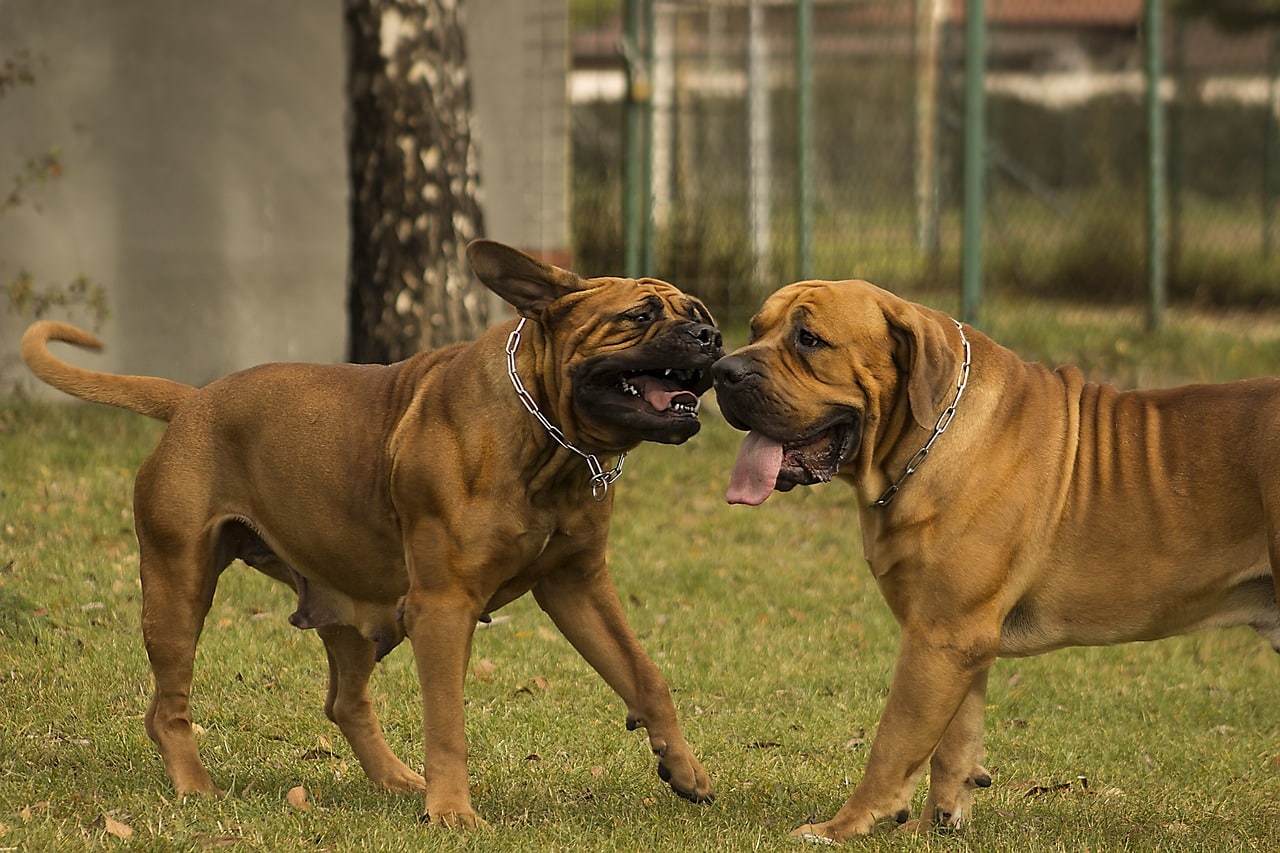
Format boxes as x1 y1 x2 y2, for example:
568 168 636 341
570 1 1280 322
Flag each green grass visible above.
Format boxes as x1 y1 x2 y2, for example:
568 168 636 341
3 301 1280 850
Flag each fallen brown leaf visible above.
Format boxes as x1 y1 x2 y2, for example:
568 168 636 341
103 816 134 839
19 801 50 822
286 786 311 811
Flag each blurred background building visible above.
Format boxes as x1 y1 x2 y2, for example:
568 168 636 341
4 0 1279 389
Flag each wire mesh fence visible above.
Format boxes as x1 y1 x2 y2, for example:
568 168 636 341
569 0 1280 322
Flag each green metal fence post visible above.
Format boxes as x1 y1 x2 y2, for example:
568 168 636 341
1145 0 1167 331
961 0 985 326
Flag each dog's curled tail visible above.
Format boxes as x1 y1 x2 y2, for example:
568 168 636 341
20 321 194 421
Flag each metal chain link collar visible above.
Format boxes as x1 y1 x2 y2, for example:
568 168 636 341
872 319 970 508
505 318 626 501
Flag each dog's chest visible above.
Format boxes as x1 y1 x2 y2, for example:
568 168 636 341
479 521 588 615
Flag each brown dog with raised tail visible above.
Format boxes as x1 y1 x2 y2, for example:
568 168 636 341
22 239 720 828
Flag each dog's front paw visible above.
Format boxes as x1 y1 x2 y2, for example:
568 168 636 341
419 807 487 831
656 752 715 804
790 821 849 843
648 738 714 804
789 812 882 842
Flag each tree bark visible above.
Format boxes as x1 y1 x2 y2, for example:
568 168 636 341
344 0 486 364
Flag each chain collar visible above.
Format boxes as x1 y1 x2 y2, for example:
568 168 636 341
505 318 626 501
872 319 970 508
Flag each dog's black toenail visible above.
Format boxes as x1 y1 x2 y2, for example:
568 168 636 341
895 809 910 824
657 763 672 783
975 773 992 788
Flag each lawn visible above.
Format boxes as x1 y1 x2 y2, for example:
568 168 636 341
2 300 1279 851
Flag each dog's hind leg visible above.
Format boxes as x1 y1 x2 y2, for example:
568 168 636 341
138 536 224 796
317 624 426 792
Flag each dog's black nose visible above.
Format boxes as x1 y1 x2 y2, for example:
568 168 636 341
712 354 751 386
687 323 723 354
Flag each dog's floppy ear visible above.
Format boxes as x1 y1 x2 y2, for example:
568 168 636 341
884 303 960 431
467 239 586 319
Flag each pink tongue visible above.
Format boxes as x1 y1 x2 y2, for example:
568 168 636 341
726 431 783 506
633 376 696 412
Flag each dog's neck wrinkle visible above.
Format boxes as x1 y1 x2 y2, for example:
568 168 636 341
852 365 921 488
867 320 971 509
531 328 618 455
525 445 608 500
511 326 573 444
863 396 920 505
507 321 628 497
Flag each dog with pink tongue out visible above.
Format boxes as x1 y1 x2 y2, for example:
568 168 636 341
726 432 793 506
712 277 1280 841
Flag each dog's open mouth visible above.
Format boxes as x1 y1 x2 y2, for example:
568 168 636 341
577 356 715 445
578 326 721 440
616 368 705 418
726 421 855 506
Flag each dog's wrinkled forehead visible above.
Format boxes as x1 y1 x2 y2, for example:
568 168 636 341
568 275 714 326
749 280 887 347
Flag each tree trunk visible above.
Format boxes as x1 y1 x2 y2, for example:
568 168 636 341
344 0 486 364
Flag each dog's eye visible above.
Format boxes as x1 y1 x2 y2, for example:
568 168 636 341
797 328 827 350
620 296 664 325
623 305 662 324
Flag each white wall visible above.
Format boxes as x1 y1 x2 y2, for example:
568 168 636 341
0 0 569 395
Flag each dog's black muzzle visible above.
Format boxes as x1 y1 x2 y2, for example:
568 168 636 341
711 353 760 431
